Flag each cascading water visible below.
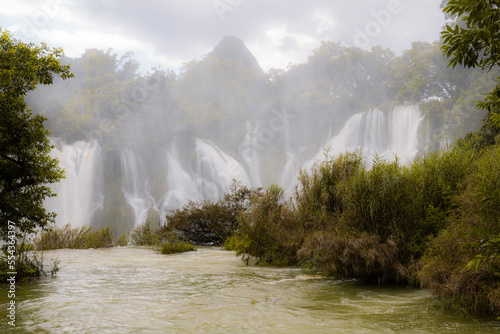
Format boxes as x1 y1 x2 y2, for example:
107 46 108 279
121 139 253 226
195 139 251 201
240 121 262 187
305 105 424 169
45 139 103 227
119 147 155 227
45 105 426 231
387 105 423 160
162 143 200 212
280 117 302 194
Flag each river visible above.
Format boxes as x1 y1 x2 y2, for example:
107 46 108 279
1 247 499 333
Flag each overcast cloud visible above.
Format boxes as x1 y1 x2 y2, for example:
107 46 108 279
1 0 444 72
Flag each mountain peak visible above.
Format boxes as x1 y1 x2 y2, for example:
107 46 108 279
207 36 262 71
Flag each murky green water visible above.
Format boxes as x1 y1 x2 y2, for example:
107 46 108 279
1 247 499 333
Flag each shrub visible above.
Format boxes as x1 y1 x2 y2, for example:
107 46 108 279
298 230 408 284
227 184 300 265
229 145 486 285
418 144 500 317
130 221 160 246
130 221 196 254
156 241 195 254
115 234 129 246
165 181 258 245
293 151 363 218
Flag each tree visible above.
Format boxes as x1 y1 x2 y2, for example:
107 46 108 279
0 29 73 240
441 0 500 127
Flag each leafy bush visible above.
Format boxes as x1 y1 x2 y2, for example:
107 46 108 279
298 231 408 284
293 154 415 283
130 221 196 254
156 241 195 254
228 144 487 285
226 184 300 265
293 151 363 218
165 181 258 245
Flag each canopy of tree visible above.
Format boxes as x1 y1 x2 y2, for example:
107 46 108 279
441 0 500 129
0 29 73 240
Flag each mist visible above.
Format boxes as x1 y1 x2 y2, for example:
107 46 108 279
18 5 496 235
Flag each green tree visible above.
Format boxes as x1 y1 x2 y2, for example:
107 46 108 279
0 29 73 240
441 0 500 127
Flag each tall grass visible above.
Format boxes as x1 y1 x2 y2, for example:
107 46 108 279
227 143 489 287
418 144 500 317
0 240 60 281
34 224 114 250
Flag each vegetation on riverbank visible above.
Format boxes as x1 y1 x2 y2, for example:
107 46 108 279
130 221 196 255
164 181 258 246
0 242 59 281
221 138 499 317
34 224 116 250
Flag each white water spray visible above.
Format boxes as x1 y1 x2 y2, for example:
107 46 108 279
45 140 103 227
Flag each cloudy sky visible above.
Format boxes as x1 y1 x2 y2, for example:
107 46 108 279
1 0 445 73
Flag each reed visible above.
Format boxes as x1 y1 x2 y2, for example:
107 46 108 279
34 224 114 250
1 240 60 281
418 143 500 318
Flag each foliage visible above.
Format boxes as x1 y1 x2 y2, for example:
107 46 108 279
0 240 59 281
407 0 500 317
165 181 258 245
442 0 500 128
226 184 300 266
228 143 484 285
130 221 195 254
34 224 114 250
417 143 500 317
0 29 73 241
299 232 408 284
156 239 195 255
442 0 500 71
115 234 130 247
293 150 363 217
130 221 161 246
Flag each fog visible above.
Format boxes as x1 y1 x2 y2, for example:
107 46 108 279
3 0 444 72
13 2 497 235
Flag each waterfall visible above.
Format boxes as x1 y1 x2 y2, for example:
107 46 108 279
119 140 254 226
240 122 262 187
304 105 424 169
280 118 301 194
195 139 251 201
162 143 200 212
43 105 425 232
119 147 154 227
45 140 103 227
387 105 423 162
